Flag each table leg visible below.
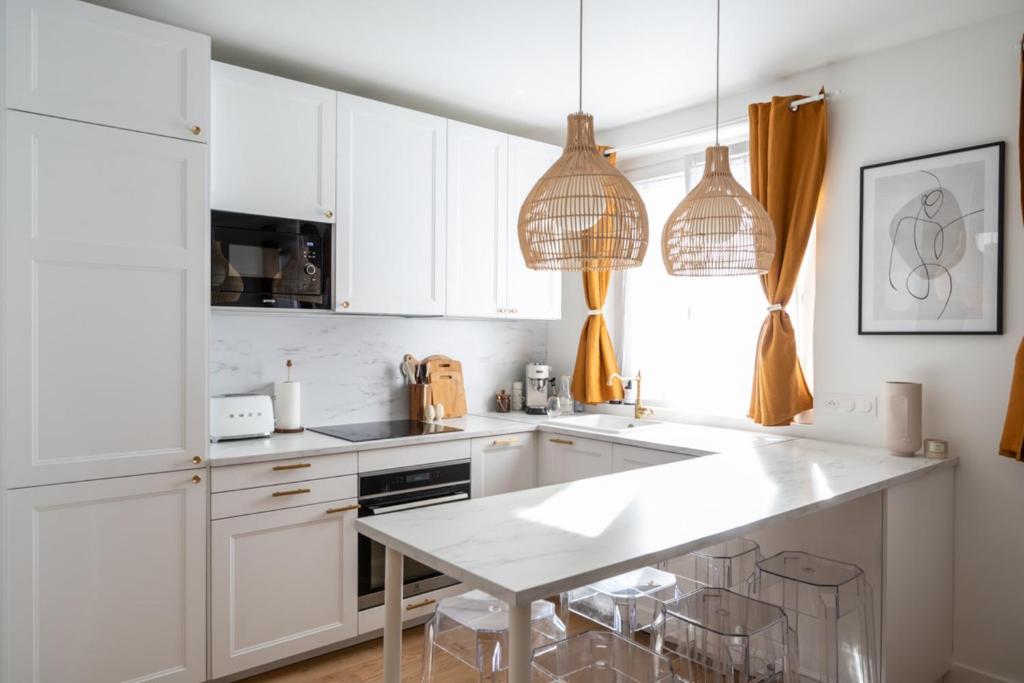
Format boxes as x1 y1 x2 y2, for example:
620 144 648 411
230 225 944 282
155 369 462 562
383 547 403 683
507 602 532 683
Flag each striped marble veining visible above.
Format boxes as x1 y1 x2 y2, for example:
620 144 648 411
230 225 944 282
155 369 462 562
210 312 547 426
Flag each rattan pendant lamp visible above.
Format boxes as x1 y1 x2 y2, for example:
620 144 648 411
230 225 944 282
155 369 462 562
518 0 648 272
662 0 776 276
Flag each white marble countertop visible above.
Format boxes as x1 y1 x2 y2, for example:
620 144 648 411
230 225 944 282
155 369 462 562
208 414 536 466
356 438 957 605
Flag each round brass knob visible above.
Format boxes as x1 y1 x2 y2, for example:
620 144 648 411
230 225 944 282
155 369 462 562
191 455 203 465
340 300 350 309
324 209 334 219
190 125 202 136
191 474 202 484
511 308 518 314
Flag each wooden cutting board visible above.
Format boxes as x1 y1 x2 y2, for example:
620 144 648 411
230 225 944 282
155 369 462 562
421 355 467 418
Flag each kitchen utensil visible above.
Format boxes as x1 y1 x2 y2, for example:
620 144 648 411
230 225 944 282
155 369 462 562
400 354 418 385
210 394 274 442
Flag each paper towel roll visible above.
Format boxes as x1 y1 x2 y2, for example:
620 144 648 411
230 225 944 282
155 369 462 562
274 381 302 431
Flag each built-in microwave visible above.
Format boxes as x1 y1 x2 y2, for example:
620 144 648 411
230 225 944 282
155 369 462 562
211 210 331 309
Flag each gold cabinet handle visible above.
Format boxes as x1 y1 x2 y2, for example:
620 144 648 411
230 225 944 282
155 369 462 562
190 124 202 136
191 474 202 484
325 503 360 514
492 437 518 447
511 308 518 314
191 455 203 465
406 598 436 610
272 487 311 497
549 437 574 446
340 301 350 309
272 462 311 471
324 209 334 218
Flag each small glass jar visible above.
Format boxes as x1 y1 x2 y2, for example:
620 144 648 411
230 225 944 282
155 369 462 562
546 395 562 417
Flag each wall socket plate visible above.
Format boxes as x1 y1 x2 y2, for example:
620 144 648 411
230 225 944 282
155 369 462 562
818 393 876 417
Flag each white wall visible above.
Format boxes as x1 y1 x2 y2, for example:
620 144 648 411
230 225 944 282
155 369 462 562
211 313 546 425
548 12 1024 682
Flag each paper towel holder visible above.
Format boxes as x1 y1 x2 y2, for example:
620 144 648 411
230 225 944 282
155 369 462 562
274 359 305 434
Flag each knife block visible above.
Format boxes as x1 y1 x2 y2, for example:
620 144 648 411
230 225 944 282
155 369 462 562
409 384 433 422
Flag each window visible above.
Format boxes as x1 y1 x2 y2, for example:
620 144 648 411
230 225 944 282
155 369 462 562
619 140 814 418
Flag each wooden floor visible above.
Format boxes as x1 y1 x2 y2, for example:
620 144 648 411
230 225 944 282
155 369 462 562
242 608 599 683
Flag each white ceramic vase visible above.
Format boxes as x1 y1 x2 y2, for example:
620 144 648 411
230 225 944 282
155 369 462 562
883 381 922 456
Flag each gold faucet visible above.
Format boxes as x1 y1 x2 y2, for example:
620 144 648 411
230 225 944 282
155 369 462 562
608 370 655 420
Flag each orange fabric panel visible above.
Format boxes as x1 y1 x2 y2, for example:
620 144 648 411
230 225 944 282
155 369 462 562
747 94 828 426
998 37 1024 461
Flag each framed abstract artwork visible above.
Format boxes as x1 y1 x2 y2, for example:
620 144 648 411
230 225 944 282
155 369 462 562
859 142 1004 334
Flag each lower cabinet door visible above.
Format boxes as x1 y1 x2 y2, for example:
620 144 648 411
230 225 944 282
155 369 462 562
471 432 537 497
4 470 207 683
211 498 359 678
612 444 693 472
539 434 614 485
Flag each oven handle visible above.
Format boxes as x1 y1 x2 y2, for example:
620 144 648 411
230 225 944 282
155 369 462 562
364 492 469 515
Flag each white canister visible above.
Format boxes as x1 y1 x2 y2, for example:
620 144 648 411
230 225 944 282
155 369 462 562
273 381 302 431
883 381 922 456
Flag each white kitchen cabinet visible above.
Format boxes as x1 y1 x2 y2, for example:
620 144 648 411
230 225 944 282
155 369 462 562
2 112 208 487
539 434 614 485
471 432 537 497
211 498 359 678
612 444 693 472
506 135 562 319
336 93 447 315
5 0 210 142
446 121 509 318
4 470 207 683
211 62 336 222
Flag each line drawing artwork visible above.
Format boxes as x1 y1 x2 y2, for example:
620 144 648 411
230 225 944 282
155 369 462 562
886 170 983 320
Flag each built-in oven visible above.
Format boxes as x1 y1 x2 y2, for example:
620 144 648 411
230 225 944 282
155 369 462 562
357 460 470 611
211 210 331 309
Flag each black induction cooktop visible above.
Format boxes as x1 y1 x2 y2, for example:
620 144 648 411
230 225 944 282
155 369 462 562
309 419 463 443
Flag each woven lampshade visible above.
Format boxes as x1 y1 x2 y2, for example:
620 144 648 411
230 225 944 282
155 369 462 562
662 145 776 276
518 112 648 271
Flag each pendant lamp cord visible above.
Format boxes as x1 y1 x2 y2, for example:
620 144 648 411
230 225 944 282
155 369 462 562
714 0 720 146
578 0 583 112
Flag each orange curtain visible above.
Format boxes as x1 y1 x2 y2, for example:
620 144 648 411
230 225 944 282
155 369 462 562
747 94 828 426
998 36 1024 460
571 149 625 404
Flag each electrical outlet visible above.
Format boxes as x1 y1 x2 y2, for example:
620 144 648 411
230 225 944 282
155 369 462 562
818 393 876 417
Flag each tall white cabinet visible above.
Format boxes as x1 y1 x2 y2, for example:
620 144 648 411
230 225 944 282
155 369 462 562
1 2 210 682
211 62 337 222
335 93 447 315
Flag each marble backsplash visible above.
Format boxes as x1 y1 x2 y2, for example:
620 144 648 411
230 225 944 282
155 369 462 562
210 312 548 426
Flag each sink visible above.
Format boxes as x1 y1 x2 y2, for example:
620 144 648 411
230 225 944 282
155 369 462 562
545 414 662 434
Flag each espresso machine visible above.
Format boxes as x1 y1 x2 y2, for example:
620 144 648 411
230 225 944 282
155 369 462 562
525 362 552 415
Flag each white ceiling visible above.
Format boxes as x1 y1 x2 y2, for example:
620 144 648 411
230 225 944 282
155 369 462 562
91 0 1022 141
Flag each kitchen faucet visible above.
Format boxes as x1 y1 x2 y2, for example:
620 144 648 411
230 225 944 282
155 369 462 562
607 370 655 420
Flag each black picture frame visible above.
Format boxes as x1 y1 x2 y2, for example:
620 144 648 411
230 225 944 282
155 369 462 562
858 141 1004 335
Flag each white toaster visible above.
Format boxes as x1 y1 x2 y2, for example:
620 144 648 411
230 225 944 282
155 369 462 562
210 394 275 442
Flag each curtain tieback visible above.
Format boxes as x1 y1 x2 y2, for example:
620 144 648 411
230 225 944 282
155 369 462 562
588 309 604 316
766 303 784 313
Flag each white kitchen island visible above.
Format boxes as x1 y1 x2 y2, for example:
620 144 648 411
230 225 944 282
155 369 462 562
356 437 957 683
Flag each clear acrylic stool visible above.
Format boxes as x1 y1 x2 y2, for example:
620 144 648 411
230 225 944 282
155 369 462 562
656 587 796 683
756 551 877 683
421 589 565 682
532 630 677 683
562 566 693 637
663 537 761 594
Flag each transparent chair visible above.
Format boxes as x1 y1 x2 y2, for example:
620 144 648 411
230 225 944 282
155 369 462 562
421 590 565 682
662 537 761 595
756 551 877 683
656 587 797 683
532 630 678 683
562 566 694 637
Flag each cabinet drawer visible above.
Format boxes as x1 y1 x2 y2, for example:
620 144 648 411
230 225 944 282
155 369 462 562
358 439 471 473
212 474 357 519
211 451 358 493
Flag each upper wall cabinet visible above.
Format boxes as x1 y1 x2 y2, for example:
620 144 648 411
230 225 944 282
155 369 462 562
211 62 336 222
507 135 562 319
2 112 209 487
446 121 509 318
336 93 447 316
4 0 210 142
